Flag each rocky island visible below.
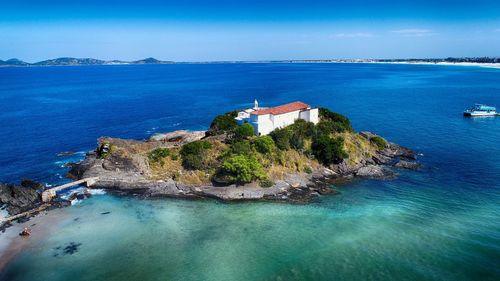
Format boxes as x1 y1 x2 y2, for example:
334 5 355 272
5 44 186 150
1 103 420 225
67 105 419 203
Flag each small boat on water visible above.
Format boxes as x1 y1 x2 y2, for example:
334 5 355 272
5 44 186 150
463 104 497 117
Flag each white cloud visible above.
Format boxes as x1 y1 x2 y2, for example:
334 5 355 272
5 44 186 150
334 32 373 38
391 29 435 37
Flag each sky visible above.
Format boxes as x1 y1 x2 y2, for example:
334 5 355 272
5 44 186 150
1 0 500 61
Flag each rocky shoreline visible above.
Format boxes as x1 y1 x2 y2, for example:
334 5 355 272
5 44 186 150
0 179 42 216
0 128 420 231
67 130 420 204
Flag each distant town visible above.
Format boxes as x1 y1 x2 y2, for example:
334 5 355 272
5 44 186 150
1 57 499 67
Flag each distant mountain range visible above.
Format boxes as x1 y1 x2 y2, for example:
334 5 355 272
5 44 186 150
0 57 499 67
0 57 174 67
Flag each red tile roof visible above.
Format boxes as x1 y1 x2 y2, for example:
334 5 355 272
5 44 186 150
251 101 310 115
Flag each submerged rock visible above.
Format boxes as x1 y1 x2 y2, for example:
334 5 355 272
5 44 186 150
50 198 72 209
394 160 422 170
57 151 77 157
68 190 92 201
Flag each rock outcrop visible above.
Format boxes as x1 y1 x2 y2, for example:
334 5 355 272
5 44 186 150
394 160 422 170
0 179 42 216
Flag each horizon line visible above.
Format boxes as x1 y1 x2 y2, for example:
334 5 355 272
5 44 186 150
2 56 500 65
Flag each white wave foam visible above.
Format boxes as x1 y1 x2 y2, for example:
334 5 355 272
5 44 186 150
0 207 9 220
70 199 81 205
88 189 106 195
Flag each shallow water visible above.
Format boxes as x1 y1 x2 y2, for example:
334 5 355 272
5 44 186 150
0 63 499 280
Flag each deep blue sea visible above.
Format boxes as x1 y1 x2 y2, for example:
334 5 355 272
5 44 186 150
0 63 499 281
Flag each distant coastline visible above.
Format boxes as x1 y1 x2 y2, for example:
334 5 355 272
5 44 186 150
1 57 500 68
362 60 500 69
0 57 174 67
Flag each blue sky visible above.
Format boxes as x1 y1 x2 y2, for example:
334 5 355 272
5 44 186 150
1 0 500 61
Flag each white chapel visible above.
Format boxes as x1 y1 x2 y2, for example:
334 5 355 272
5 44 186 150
235 100 319 135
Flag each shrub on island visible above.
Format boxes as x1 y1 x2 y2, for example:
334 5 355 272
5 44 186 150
265 113 350 165
288 119 315 150
180 140 213 170
252 135 275 154
318 108 353 132
316 120 348 135
206 111 239 136
234 123 255 139
269 127 292 150
370 136 388 150
218 154 266 184
289 119 315 137
311 135 348 165
259 178 274 188
148 147 170 165
228 140 253 156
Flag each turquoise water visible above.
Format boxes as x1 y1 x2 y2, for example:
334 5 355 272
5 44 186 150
0 63 499 280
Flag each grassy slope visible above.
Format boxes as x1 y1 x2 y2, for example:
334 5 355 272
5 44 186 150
339 132 378 166
145 139 320 185
140 132 379 185
100 113 382 186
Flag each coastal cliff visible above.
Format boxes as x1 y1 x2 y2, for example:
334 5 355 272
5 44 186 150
0 179 42 216
68 108 419 203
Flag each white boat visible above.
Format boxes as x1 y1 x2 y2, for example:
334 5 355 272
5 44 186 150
463 104 497 117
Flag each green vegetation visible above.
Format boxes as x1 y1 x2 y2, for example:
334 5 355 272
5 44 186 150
219 155 266 183
148 106 358 186
311 135 348 165
303 166 313 174
227 140 253 156
290 119 315 137
267 117 349 166
319 108 353 132
234 123 255 139
180 140 213 170
316 120 348 135
370 136 388 150
252 135 275 154
288 119 315 150
206 111 238 136
269 127 292 150
259 178 274 188
148 147 170 165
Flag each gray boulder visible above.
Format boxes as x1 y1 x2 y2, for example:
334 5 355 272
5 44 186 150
394 160 422 170
355 165 393 178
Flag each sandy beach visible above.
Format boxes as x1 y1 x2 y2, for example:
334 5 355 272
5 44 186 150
0 208 69 273
365 61 500 69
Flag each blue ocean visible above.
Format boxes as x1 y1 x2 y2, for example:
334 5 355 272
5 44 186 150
0 63 499 280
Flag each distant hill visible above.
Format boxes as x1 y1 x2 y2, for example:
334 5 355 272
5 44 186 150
0 58 29 66
132 57 165 64
33 57 106 66
0 57 174 67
